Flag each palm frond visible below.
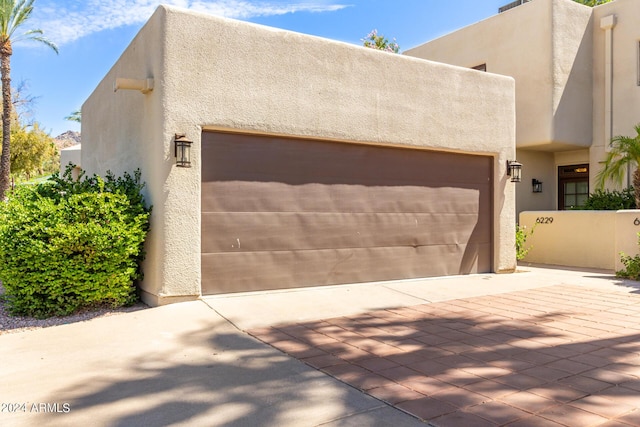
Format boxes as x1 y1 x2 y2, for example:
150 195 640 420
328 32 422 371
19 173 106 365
596 125 640 189
25 34 57 53
0 0 15 37
0 0 57 54
7 0 34 39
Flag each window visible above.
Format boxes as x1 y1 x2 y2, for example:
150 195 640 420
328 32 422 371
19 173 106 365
499 0 532 13
558 164 589 210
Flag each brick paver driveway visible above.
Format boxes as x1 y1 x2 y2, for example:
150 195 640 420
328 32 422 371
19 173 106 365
250 285 640 426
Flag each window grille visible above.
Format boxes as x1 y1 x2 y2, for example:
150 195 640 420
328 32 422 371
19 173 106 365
499 0 532 13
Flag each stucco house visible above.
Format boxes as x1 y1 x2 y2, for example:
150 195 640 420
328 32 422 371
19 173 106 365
81 5 517 306
405 0 640 216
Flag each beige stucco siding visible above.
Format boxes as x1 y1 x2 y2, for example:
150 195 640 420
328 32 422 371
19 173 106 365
593 0 640 142
591 0 640 190
162 11 510 153
59 144 81 171
515 150 556 213
81 10 187 304
405 0 592 151
83 5 517 305
520 211 616 269
550 0 593 149
520 209 640 271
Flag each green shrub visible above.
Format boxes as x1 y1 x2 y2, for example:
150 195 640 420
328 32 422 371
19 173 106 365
578 187 635 210
515 224 535 261
617 253 640 280
617 232 640 280
0 166 151 318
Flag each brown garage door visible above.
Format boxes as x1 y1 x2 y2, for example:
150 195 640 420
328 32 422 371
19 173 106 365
201 131 492 295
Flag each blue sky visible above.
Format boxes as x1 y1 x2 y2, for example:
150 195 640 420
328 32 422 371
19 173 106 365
14 0 509 137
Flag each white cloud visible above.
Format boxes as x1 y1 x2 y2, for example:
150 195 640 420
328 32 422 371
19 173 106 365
31 0 348 46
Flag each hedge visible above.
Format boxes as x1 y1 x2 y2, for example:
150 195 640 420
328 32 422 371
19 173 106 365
0 167 151 318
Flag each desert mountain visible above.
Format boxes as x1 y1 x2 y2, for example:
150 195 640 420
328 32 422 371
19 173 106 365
54 130 81 150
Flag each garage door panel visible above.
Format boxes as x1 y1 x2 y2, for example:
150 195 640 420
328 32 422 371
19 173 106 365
204 134 490 188
202 211 486 253
202 181 488 214
201 243 491 295
201 131 493 295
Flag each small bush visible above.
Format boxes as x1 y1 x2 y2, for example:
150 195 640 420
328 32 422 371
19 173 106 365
617 253 640 280
579 187 635 210
0 166 151 318
516 224 535 261
617 232 640 280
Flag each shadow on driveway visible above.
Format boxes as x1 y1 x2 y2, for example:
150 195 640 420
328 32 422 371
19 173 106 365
48 322 419 426
251 285 640 426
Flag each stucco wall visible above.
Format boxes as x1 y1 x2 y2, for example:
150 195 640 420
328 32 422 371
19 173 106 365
514 148 592 215
83 5 517 305
554 149 590 168
615 210 640 271
59 144 82 179
81 10 182 304
519 211 617 269
520 210 640 271
550 0 593 149
591 0 640 191
515 150 556 214
405 0 592 151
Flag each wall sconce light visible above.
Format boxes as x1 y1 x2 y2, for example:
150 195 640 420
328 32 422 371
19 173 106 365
174 134 193 168
532 179 543 193
507 160 522 183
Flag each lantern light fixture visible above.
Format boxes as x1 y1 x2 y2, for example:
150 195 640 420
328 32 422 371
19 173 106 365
532 179 543 193
507 160 522 183
174 134 193 168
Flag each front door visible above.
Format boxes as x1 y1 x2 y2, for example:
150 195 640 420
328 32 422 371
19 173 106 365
558 164 589 210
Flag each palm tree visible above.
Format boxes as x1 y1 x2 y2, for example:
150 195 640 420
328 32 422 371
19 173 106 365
573 0 613 6
64 109 81 123
0 0 57 199
596 124 640 208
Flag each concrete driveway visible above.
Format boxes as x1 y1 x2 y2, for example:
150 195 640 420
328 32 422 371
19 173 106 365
2 266 640 426
1 300 419 427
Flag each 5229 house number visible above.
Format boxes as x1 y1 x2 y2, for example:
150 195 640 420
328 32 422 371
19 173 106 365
536 217 554 224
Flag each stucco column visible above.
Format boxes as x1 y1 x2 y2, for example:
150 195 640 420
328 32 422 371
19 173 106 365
600 15 616 152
